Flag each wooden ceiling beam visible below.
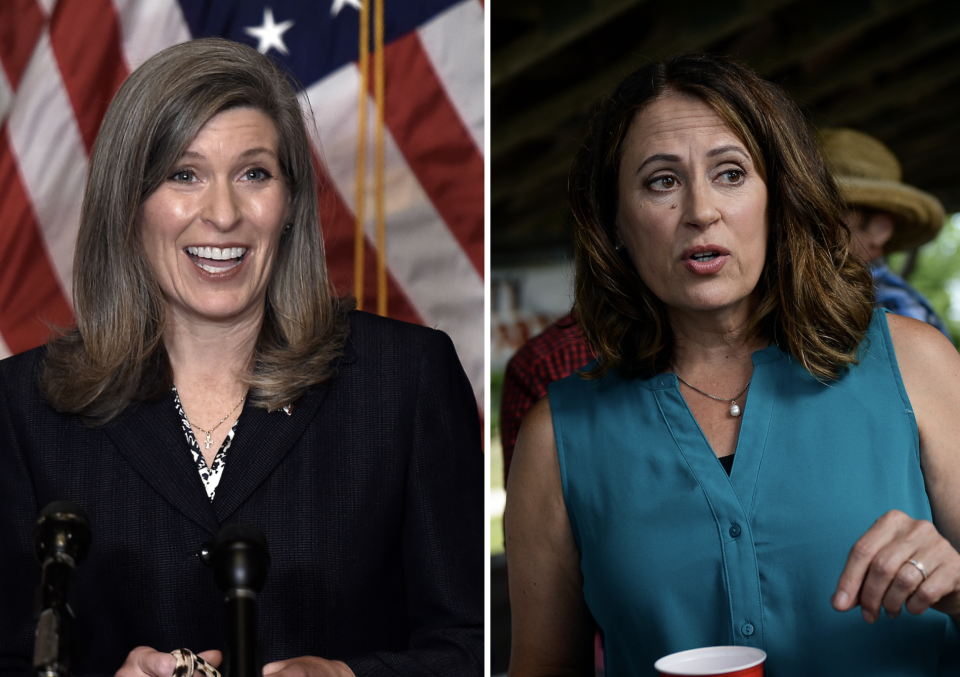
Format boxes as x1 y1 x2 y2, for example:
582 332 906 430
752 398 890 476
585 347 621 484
856 88 960 140
814 51 960 126
899 144 960 184
491 207 571 256
491 0 798 159
491 1 541 24
749 0 931 77
888 118 960 161
786 0 960 104
491 140 579 205
492 0 651 89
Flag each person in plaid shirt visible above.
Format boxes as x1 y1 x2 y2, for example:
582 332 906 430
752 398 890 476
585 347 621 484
500 313 594 484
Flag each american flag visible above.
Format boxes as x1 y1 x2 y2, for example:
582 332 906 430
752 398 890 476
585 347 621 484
0 0 485 407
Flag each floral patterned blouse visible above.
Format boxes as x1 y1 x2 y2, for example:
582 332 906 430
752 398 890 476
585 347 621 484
172 386 237 501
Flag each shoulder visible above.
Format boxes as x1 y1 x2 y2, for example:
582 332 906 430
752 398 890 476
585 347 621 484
885 312 960 441
0 346 61 437
885 312 960 390
341 312 469 397
515 396 555 452
507 396 563 530
347 310 456 356
0 346 47 400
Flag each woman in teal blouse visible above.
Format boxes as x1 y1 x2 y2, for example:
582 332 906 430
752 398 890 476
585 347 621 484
505 53 960 676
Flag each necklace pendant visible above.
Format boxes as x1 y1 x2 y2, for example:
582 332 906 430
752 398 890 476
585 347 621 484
730 402 741 417
204 432 212 450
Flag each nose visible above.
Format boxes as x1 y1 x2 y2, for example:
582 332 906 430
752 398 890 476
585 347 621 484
683 176 721 229
201 178 241 230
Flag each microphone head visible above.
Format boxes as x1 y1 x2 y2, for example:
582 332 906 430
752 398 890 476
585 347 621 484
34 501 91 566
210 523 269 593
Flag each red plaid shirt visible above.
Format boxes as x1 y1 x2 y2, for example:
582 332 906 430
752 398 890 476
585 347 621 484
500 313 594 484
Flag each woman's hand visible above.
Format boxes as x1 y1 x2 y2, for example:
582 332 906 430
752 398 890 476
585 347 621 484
832 509 960 622
115 647 222 677
262 657 355 677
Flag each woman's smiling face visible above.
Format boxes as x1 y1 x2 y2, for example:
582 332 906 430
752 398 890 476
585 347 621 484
616 92 769 323
140 107 289 328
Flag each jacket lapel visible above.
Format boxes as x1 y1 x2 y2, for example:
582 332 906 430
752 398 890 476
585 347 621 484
212 337 356 522
211 384 331 523
103 392 221 535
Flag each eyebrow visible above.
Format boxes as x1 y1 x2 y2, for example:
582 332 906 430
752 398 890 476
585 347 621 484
179 147 278 161
635 153 680 174
634 145 750 174
707 144 749 159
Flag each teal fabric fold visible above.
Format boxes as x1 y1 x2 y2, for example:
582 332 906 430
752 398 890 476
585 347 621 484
549 310 958 676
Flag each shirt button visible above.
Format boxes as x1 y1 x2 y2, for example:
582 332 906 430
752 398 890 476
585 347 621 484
729 524 741 538
741 622 755 637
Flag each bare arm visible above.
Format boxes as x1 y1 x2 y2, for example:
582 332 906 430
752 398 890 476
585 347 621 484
505 397 595 677
833 314 960 624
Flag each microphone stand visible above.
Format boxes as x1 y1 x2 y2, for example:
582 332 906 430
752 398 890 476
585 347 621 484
32 501 91 677
204 524 269 677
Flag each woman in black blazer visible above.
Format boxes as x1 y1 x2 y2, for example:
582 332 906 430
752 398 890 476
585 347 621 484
0 38 482 677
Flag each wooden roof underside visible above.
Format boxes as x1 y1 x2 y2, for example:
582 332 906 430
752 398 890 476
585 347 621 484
492 0 960 260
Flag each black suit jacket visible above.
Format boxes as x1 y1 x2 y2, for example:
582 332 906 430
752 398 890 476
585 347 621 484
0 312 483 677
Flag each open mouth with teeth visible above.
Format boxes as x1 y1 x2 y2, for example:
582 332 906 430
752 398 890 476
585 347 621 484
691 252 720 262
186 246 247 274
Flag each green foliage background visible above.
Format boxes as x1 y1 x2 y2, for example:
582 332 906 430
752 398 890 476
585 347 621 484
889 213 960 348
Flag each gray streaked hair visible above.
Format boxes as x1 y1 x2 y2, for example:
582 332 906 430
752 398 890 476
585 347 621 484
42 37 351 424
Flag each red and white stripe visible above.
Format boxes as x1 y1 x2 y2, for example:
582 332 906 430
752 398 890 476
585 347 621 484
418 0 484 153
306 0 485 402
0 0 484 405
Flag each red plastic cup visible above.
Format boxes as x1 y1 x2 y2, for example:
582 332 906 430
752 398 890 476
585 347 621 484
654 646 766 676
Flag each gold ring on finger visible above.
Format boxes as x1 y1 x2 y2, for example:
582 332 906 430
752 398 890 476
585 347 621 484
908 558 929 581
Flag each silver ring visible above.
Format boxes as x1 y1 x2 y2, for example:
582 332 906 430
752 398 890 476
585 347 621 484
908 558 929 581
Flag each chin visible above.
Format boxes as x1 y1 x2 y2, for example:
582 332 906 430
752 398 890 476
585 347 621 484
183 301 258 323
666 289 757 316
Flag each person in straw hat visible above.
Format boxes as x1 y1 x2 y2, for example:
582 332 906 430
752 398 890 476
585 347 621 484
820 127 950 338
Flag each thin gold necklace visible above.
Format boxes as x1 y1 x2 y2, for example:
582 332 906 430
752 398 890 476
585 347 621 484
185 393 246 450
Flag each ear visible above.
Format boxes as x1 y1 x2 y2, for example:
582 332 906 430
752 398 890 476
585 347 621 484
865 212 895 248
612 228 625 252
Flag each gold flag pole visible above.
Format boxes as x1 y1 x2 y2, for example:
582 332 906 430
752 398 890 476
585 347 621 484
353 0 370 310
374 0 387 317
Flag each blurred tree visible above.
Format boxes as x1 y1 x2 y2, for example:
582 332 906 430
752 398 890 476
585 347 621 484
890 213 960 349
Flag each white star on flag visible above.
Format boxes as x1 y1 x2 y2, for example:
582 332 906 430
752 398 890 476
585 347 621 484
331 0 363 17
244 8 295 55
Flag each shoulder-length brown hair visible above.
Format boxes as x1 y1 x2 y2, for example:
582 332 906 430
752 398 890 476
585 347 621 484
42 37 352 424
570 52 873 382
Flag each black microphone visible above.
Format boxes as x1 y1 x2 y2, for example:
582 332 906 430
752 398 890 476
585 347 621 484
32 500 91 677
205 524 269 677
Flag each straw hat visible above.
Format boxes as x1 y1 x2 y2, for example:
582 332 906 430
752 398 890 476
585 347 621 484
819 127 945 252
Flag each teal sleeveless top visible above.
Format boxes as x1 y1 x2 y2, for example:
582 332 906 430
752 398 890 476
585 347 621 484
549 311 959 676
